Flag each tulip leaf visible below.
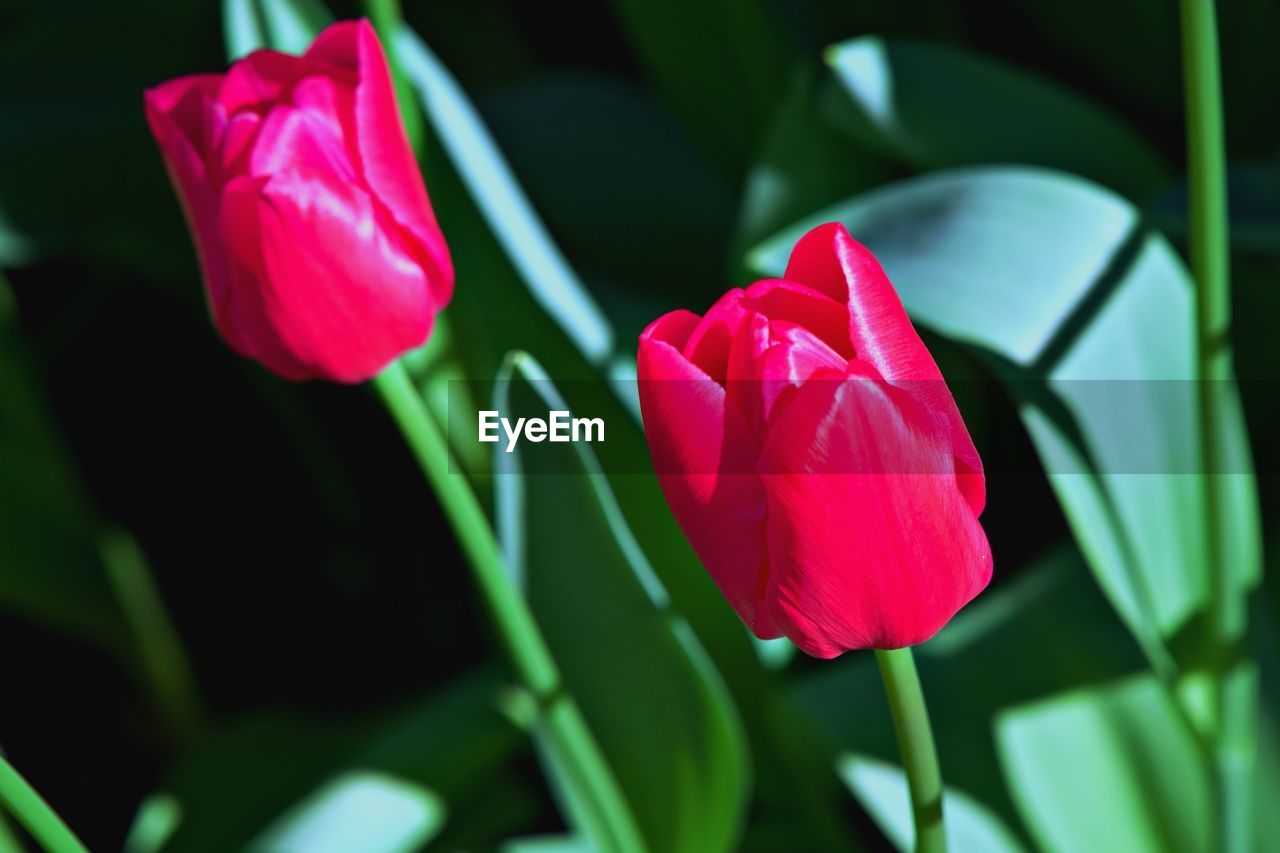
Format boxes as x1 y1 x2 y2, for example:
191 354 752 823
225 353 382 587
1148 157 1280 256
122 794 183 853
995 674 1212 852
0 278 130 654
837 754 1024 853
733 64 892 266
390 25 776 768
478 71 735 317
790 544 1146 836
222 0 333 60
395 30 614 369
749 167 1262 667
161 667 528 851
603 0 791 175
500 835 590 853
493 353 750 853
824 38 1169 199
248 771 445 853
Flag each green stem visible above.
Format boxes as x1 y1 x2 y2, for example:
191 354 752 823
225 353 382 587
1180 0 1239 669
372 361 644 853
1179 2 1249 850
875 648 945 853
0 755 87 853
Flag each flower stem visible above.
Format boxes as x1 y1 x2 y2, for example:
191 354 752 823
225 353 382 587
875 647 945 853
1180 0 1239 667
1179 2 1250 851
372 361 644 853
0 755 87 853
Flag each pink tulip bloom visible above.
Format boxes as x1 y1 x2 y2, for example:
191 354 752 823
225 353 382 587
638 223 991 656
144 19 452 382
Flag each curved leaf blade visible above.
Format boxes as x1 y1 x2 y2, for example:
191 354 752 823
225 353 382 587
825 38 1169 199
996 675 1212 852
494 354 750 853
749 167 1261 660
838 754 1024 853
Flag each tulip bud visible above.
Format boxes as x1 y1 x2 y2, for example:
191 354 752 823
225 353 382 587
637 223 991 656
144 19 452 383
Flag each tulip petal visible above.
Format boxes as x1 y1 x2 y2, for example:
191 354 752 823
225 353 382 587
681 288 749 382
215 175 312 379
307 20 452 302
784 223 985 513
219 163 433 382
216 49 319 117
249 76 356 182
638 320 777 636
758 363 992 655
144 76 237 325
742 278 854 360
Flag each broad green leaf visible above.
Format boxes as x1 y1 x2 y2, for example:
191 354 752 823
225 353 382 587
824 38 1168 199
1149 157 1280 255
749 167 1262 666
790 545 1147 836
479 71 734 311
162 668 527 851
604 0 791 175
395 31 613 368
391 24 771 747
123 794 183 853
0 204 33 267
734 64 891 266
996 674 1211 852
494 354 749 853
223 0 332 60
0 278 129 654
501 835 589 853
249 772 444 853
837 754 1024 853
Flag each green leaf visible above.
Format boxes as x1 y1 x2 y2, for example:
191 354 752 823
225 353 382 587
162 668 527 851
733 64 891 266
391 29 771 790
790 545 1147 836
824 38 1168 199
249 772 445 853
837 754 1024 853
500 835 590 853
0 278 129 654
1148 157 1280 255
494 354 749 853
996 674 1211 852
123 794 183 853
749 167 1262 667
603 0 791 175
395 31 614 369
479 72 734 310
222 0 332 60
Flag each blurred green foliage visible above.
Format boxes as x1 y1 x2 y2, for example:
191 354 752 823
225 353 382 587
1 0 1278 850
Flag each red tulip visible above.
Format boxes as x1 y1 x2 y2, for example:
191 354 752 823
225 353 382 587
144 19 452 383
637 224 991 656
